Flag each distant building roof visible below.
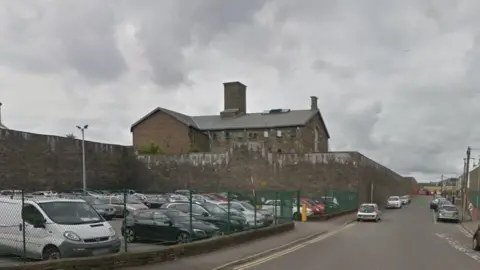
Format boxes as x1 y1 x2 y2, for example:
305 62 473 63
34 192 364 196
131 107 330 138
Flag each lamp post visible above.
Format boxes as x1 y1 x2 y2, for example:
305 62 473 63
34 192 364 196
76 125 88 195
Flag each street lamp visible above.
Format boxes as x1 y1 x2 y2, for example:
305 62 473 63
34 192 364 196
76 125 88 195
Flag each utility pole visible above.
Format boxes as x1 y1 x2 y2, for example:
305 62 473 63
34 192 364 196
440 174 444 195
463 147 471 221
76 125 88 195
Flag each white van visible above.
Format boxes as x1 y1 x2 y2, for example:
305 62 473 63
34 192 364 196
0 197 121 260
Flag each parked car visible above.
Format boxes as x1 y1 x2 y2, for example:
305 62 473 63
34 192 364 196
122 209 219 244
385 196 402 209
99 195 148 217
143 194 169 209
161 201 247 232
436 204 459 223
216 201 266 227
435 199 453 212
300 198 324 215
357 203 382 222
473 224 480 251
262 199 312 221
430 198 439 210
79 195 116 220
0 197 120 260
400 195 411 205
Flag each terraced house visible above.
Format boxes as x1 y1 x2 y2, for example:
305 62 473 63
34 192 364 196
130 81 330 155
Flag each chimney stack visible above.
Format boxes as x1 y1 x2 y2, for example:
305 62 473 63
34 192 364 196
310 96 318 110
221 81 246 117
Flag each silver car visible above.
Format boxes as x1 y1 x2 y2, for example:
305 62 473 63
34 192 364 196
436 204 459 222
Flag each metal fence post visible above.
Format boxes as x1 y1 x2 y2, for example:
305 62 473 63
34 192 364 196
227 192 231 233
274 192 278 225
123 189 128 252
253 191 257 229
296 190 300 221
189 191 193 242
21 190 26 260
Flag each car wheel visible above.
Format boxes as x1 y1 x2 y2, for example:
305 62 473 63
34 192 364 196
473 237 480 251
42 246 61 260
177 232 190 243
124 228 136 243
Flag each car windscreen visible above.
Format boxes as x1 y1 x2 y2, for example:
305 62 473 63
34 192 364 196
359 205 375 213
441 206 457 211
240 202 255 210
202 203 227 214
39 201 102 225
388 197 399 201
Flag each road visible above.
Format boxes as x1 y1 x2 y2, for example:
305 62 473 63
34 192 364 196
232 196 480 270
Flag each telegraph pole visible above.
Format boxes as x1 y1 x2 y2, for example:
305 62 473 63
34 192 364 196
463 147 471 221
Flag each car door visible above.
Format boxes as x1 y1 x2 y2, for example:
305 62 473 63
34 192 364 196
22 204 51 258
152 212 178 242
132 211 154 240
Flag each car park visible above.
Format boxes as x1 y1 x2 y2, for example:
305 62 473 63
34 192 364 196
216 201 267 227
78 195 116 220
386 196 402 209
122 209 219 244
357 203 381 222
435 204 459 223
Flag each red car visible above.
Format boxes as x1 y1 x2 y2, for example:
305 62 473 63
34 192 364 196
300 198 324 215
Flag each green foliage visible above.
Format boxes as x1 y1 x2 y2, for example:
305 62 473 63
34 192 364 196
65 133 75 139
138 143 164 155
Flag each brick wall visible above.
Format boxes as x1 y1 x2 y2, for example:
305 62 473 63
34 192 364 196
137 142 413 204
0 129 129 191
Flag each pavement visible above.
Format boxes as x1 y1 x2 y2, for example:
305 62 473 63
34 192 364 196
228 196 480 270
122 212 357 270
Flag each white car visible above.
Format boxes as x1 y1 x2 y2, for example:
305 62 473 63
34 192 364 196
357 203 381 222
386 196 402 209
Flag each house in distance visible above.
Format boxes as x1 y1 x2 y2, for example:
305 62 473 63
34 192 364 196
130 81 330 155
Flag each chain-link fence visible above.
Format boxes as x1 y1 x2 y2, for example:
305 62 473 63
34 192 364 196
0 188 357 263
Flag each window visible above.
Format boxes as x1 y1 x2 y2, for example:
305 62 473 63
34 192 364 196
277 130 282 137
264 130 269 137
249 133 257 139
110 197 121 204
169 204 189 212
225 131 230 140
191 204 205 214
230 203 244 211
22 204 45 225
153 212 169 222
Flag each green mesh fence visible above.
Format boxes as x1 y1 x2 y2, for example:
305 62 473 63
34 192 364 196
323 190 358 214
470 191 480 208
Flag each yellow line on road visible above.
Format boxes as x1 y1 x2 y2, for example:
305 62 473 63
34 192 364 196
233 222 357 270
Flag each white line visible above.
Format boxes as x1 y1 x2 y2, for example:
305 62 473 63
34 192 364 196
457 225 473 238
233 222 356 270
435 233 480 263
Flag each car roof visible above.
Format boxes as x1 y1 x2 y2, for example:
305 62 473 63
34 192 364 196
360 203 377 206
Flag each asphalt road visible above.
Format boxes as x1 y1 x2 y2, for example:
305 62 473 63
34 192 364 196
233 196 480 270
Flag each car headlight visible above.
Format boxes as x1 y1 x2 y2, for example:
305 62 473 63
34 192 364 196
109 227 116 237
64 231 81 241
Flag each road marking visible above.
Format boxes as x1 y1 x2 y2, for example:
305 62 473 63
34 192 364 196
232 222 357 270
457 225 473 238
435 233 480 263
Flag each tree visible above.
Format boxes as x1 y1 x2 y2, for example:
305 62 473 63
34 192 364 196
66 133 76 139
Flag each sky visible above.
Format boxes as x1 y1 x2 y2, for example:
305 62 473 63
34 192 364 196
1 0 480 182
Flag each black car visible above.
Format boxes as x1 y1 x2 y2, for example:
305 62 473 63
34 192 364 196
161 201 247 233
122 209 219 243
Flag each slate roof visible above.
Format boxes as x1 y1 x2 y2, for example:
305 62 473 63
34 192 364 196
131 107 330 138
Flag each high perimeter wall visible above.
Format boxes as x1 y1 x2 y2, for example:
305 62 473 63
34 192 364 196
138 142 414 205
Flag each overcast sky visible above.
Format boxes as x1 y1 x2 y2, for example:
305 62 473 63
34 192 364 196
1 1 480 182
